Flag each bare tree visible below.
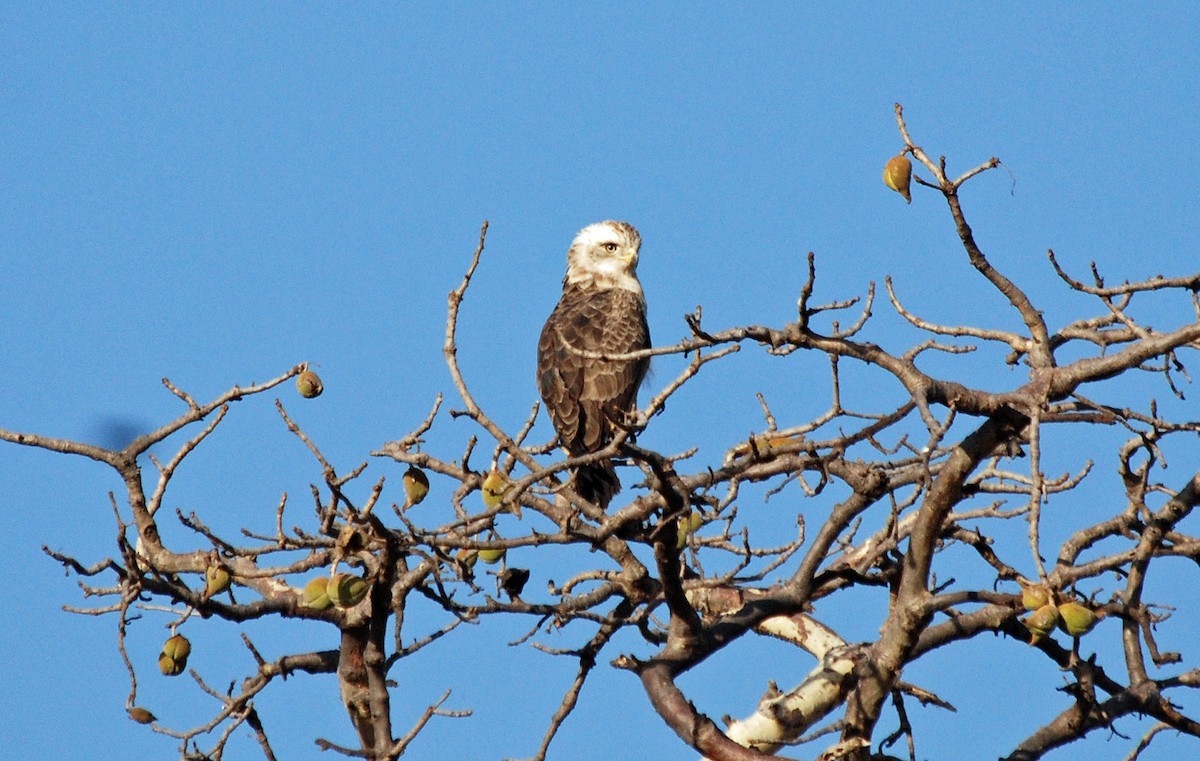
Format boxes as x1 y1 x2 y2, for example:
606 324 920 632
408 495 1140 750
4 106 1200 761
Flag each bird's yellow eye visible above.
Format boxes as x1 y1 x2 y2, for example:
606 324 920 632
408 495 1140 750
603 242 619 253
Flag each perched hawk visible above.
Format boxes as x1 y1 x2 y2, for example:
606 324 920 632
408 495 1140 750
537 221 651 508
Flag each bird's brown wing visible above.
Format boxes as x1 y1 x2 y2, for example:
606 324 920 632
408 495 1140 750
537 285 650 457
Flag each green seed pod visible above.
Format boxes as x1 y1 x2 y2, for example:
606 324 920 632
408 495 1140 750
161 633 191 662
326 573 369 608
676 511 705 550
303 576 333 610
481 470 507 510
1019 581 1051 612
1023 603 1060 645
204 564 232 598
476 547 506 565
296 370 324 399
403 466 430 506
1057 601 1099 637
158 633 191 675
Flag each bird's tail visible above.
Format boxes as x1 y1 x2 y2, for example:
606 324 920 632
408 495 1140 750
573 462 620 509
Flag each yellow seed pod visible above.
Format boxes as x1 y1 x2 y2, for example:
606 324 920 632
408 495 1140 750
296 370 324 399
324 573 352 607
883 154 913 203
476 547 506 565
403 466 430 506
127 706 157 724
326 573 369 608
675 511 705 550
1019 581 1051 612
158 653 185 676
204 564 232 598
481 470 508 510
455 548 479 568
1057 601 1099 637
161 633 191 662
302 576 333 610
1023 603 1060 645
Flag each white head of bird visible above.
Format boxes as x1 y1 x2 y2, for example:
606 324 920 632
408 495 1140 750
564 220 643 294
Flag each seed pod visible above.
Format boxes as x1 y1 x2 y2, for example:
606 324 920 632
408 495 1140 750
161 633 191 662
337 524 367 554
676 511 705 550
326 572 369 608
1023 603 1060 645
303 576 333 610
403 466 430 506
127 706 157 724
158 633 191 676
499 567 530 599
883 154 913 203
296 370 324 399
204 564 232 599
158 653 185 676
1019 581 1051 612
481 470 508 510
1057 601 1099 637
455 548 479 568
476 547 506 565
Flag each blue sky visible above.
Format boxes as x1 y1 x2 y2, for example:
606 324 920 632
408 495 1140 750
3 4 1199 759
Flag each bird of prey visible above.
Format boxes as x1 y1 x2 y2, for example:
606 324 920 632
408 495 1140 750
536 220 651 508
